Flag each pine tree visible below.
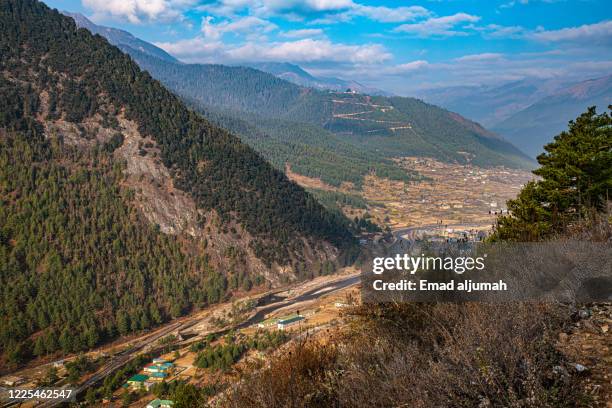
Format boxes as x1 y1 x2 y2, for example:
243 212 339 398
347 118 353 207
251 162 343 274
492 106 611 241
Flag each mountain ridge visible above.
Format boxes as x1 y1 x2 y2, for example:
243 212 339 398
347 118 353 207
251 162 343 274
491 74 611 157
62 11 179 63
64 13 533 178
0 0 353 365
246 61 393 96
416 78 575 128
119 44 534 174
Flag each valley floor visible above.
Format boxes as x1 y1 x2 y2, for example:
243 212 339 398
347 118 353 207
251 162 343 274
286 156 534 234
0 270 360 407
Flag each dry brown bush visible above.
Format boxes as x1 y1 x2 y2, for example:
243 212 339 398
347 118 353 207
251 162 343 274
336 303 584 408
225 338 339 408
223 205 609 407
564 203 612 242
226 303 589 408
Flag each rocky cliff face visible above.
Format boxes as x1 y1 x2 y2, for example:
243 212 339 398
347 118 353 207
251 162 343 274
1 0 352 286
114 115 202 236
0 0 352 367
38 104 339 284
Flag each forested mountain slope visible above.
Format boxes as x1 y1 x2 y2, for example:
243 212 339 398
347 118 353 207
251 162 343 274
66 13 533 186
117 45 533 187
0 0 353 367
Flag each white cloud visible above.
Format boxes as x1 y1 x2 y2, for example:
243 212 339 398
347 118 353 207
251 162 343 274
394 13 480 37
530 20 612 44
263 0 354 13
380 60 429 75
455 53 503 62
499 0 529 9
155 37 225 59
225 15 277 32
281 28 325 38
351 5 430 23
307 13 353 25
201 16 222 40
201 15 277 40
398 53 612 94
82 0 194 23
201 0 355 17
477 24 525 39
229 38 391 63
471 20 611 44
196 0 254 17
499 0 564 10
156 37 391 65
198 1 430 23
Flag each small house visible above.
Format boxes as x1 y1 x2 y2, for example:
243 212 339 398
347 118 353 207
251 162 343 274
2 376 24 387
258 317 278 328
149 372 168 381
277 315 304 330
146 399 174 408
127 374 149 389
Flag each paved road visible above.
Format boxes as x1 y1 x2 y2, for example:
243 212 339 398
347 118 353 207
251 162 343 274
17 273 361 407
3 221 493 408
33 320 187 408
236 274 360 330
389 223 487 249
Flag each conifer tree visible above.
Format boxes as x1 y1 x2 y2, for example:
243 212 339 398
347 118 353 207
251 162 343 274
492 106 611 241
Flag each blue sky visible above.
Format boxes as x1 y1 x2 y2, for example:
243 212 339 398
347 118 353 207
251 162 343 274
43 0 612 94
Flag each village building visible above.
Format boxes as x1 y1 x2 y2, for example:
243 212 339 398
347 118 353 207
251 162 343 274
257 317 278 328
144 362 174 374
277 315 304 330
127 373 149 389
146 399 174 408
2 376 24 387
149 372 168 381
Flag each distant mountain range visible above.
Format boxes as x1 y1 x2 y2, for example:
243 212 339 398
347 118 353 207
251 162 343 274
65 12 534 188
416 78 574 128
63 11 179 63
491 75 612 157
417 75 611 158
64 13 389 97
246 62 393 96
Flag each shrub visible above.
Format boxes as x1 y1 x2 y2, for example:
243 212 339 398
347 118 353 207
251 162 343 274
228 303 588 408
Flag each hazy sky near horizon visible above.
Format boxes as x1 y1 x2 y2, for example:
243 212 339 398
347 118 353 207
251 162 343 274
44 0 612 95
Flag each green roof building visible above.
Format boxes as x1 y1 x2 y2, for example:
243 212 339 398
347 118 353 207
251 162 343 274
128 374 149 383
277 314 304 330
258 317 279 328
146 399 174 408
151 372 168 379
127 373 149 389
